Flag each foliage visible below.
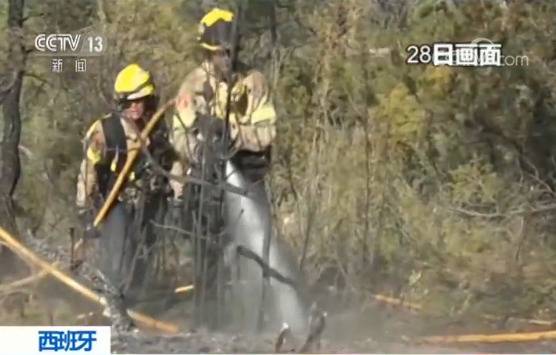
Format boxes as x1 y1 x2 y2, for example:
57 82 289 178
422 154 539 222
3 0 556 320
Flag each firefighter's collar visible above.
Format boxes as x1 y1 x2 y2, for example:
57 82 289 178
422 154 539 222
201 60 241 85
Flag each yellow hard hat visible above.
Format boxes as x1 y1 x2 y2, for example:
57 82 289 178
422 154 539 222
198 8 235 51
114 64 155 101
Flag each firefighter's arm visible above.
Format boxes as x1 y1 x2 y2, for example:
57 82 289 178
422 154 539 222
76 120 106 209
169 74 203 199
232 71 277 152
169 159 186 199
171 74 203 165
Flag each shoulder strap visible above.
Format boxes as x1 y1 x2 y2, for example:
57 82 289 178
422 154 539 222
100 112 127 172
101 112 127 159
96 112 127 197
203 79 214 103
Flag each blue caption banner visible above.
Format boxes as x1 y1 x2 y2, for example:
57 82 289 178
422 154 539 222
0 326 110 355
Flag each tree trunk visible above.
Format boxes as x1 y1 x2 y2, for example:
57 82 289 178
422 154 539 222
0 0 26 279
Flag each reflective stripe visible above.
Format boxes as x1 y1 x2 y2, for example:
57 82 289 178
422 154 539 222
251 103 277 124
108 150 136 181
110 152 119 172
86 146 102 165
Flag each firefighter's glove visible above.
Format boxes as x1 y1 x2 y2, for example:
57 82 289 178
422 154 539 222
136 160 154 181
78 208 100 239
150 125 169 149
196 115 226 142
195 116 231 160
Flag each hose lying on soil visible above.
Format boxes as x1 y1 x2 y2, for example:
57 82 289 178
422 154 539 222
0 225 179 334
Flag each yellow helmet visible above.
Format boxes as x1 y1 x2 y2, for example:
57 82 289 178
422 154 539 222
198 8 235 51
114 64 155 102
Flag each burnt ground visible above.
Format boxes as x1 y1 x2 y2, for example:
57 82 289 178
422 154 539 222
2 236 556 354
3 277 556 354
102 289 556 353
108 303 556 354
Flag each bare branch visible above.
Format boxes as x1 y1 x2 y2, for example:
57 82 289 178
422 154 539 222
448 203 556 219
21 11 45 23
0 267 52 295
96 0 109 24
23 71 54 87
149 220 195 238
0 72 17 104
17 144 33 159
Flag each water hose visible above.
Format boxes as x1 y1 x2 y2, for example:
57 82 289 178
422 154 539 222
0 225 179 334
94 99 175 227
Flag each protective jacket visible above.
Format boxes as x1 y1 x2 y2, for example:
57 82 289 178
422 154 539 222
76 112 170 209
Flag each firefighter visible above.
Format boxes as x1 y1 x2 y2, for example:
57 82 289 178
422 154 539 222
169 7 277 198
76 63 173 304
168 7 278 328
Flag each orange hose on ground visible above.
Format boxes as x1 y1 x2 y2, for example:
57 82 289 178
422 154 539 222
371 293 422 311
371 293 556 343
174 285 194 294
418 329 556 344
0 225 179 334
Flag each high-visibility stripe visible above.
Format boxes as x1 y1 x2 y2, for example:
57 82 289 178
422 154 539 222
86 146 101 165
110 152 119 172
251 104 277 124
